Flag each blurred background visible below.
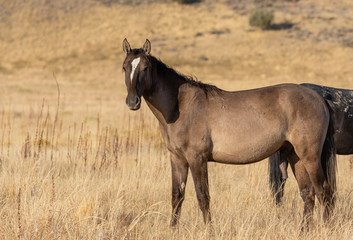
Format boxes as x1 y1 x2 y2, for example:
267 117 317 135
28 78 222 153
1 0 353 109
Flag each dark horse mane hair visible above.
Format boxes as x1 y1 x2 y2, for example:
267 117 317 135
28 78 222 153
146 52 221 95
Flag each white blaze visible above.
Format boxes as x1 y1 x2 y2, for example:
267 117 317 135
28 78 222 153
130 57 141 83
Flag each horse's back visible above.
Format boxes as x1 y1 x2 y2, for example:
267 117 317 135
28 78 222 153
208 83 328 133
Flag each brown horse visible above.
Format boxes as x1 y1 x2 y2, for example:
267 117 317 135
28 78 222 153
121 39 336 228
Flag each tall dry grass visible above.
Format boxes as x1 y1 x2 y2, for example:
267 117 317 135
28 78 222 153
1 0 353 239
0 87 353 239
0 90 168 238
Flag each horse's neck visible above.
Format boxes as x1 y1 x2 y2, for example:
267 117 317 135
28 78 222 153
144 71 184 125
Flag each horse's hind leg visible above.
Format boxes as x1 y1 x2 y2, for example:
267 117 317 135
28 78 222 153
279 159 288 181
289 155 315 231
294 144 333 221
301 156 333 221
170 153 189 227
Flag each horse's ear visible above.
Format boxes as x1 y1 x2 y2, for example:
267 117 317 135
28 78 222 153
143 39 151 55
123 38 131 55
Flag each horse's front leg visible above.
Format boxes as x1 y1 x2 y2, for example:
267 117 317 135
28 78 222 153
188 152 211 224
170 153 189 227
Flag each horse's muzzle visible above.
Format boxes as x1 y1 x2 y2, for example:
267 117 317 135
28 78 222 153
126 95 141 111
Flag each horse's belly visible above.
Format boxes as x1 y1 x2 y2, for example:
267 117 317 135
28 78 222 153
211 131 284 164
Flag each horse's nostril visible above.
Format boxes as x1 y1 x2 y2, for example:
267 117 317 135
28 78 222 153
136 97 140 105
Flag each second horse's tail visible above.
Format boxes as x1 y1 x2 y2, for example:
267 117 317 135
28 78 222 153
321 100 337 207
268 150 286 204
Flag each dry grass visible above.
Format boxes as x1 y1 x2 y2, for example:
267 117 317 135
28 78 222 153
0 0 353 239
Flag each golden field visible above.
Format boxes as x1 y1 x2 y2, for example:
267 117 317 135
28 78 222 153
0 0 353 239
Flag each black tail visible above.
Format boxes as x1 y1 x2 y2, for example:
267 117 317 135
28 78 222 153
268 150 286 204
321 100 337 206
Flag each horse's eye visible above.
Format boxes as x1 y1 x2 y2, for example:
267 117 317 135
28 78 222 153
143 67 148 72
123 67 126 72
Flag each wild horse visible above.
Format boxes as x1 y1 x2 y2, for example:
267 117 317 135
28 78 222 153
122 39 336 228
269 83 352 204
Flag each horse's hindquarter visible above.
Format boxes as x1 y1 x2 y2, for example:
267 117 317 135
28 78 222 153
208 84 328 164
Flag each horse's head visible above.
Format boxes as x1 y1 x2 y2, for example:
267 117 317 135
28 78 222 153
122 38 152 110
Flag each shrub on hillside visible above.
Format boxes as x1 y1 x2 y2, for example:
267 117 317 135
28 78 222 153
249 9 274 29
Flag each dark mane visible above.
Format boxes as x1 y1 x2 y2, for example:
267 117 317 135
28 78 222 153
148 54 221 94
